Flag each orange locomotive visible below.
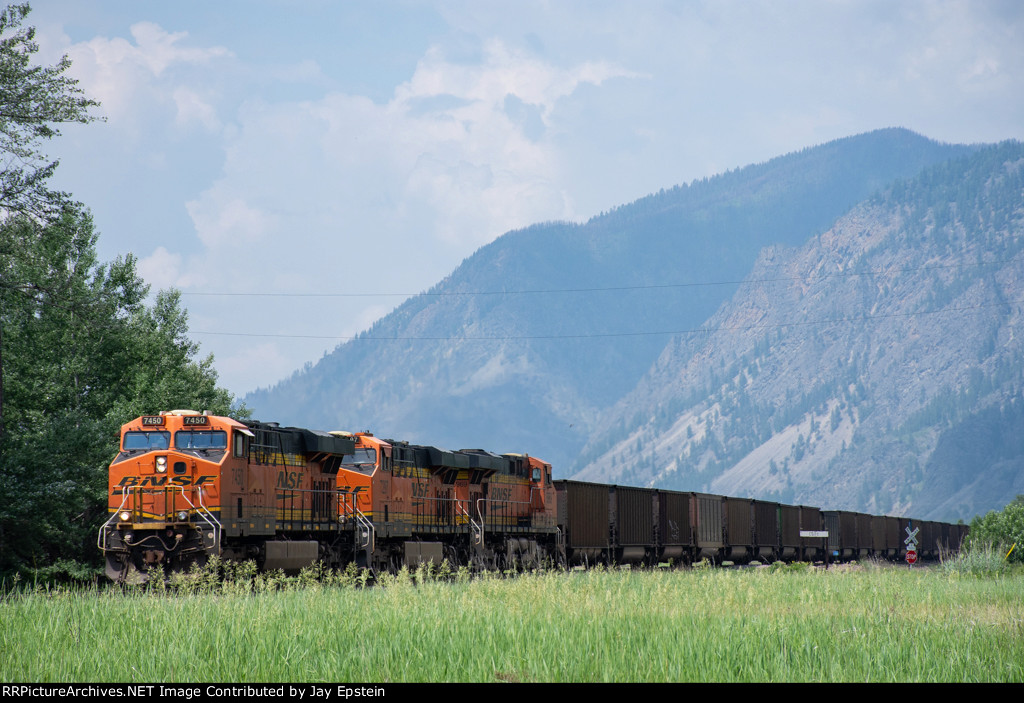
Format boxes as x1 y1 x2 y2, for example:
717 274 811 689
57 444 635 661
338 431 557 570
99 411 559 581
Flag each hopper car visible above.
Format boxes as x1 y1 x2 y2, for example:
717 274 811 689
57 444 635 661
98 411 966 582
554 480 966 566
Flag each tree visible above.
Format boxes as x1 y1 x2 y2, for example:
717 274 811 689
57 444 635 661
0 209 242 576
0 2 101 442
0 4 240 578
0 3 100 219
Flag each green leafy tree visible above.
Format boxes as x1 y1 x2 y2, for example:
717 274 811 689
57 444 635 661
0 2 101 442
0 209 242 576
0 3 241 578
0 3 100 219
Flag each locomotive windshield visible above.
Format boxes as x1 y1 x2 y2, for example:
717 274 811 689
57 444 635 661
174 430 228 450
342 447 377 474
123 431 170 451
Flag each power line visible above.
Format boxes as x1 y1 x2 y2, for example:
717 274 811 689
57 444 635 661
178 256 1023 299
189 298 1024 343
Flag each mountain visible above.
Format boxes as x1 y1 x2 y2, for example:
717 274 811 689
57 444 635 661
571 141 1024 521
245 128 973 472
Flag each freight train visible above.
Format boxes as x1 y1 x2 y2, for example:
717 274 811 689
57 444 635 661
98 410 966 582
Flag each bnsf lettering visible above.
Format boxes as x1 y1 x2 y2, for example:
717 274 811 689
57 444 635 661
411 482 430 499
490 487 513 502
113 475 216 492
276 470 304 489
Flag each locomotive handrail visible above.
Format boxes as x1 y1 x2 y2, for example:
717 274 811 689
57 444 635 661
272 486 345 525
191 485 222 555
96 484 223 554
335 489 362 525
352 507 375 557
337 491 375 557
399 493 470 533
475 496 533 530
456 500 483 547
97 486 133 552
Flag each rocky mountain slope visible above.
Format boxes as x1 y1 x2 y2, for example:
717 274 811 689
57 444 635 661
245 129 971 472
571 142 1024 520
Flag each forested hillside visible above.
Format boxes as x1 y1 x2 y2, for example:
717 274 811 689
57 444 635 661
572 142 1024 520
246 129 971 471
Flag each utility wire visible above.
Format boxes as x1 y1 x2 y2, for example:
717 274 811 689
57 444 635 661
189 298 1024 343
8 256 1022 343
178 255 1023 299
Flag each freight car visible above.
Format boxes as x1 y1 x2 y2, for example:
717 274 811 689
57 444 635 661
552 481 965 567
99 411 965 582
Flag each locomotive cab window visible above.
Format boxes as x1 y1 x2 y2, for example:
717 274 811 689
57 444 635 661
174 430 227 450
233 430 248 458
342 448 377 474
123 431 170 451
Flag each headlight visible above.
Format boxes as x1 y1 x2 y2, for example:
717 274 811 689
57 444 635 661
156 456 167 473
119 511 131 521
177 510 189 521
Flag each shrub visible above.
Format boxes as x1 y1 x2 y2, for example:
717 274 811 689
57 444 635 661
940 542 1010 576
966 496 1024 563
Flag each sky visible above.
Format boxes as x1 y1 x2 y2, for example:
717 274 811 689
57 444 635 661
28 0 1024 398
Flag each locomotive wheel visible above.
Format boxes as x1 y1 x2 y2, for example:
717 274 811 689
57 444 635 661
104 552 131 584
444 544 461 570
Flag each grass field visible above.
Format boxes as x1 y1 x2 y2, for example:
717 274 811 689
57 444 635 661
1 561 1021 682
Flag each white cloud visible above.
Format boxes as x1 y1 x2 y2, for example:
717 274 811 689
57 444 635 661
185 190 274 250
182 38 638 285
128 22 230 76
173 87 220 130
138 246 186 290
64 23 231 126
399 40 635 119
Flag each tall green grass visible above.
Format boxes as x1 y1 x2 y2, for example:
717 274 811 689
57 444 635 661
940 542 1014 576
2 564 1021 682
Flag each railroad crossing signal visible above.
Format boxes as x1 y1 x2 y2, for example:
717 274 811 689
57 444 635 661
905 522 919 566
904 525 919 546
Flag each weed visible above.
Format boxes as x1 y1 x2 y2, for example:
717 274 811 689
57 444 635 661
940 542 1010 576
